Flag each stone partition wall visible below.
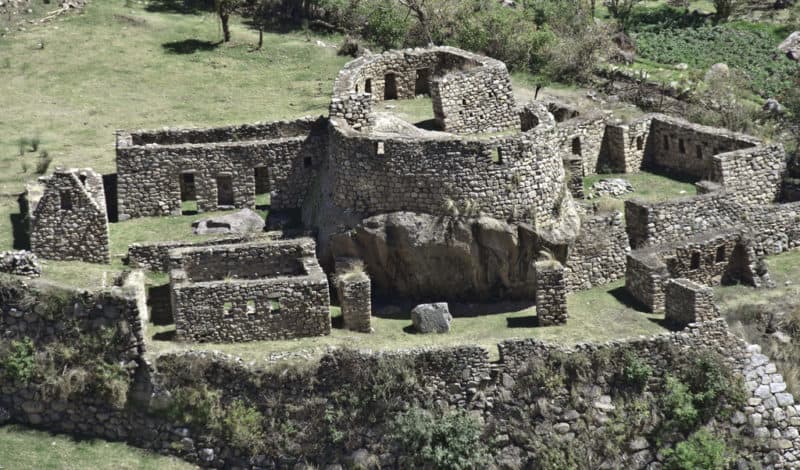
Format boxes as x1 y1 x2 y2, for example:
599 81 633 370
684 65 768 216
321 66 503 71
334 258 372 333
664 278 719 328
710 144 786 205
329 119 568 226
169 238 315 282
554 112 609 176
430 64 519 133
330 46 518 134
625 230 758 311
169 238 331 342
598 116 654 173
563 211 629 291
127 235 266 272
624 192 742 248
116 117 326 219
535 261 568 325
125 119 320 146
29 168 110 264
645 115 760 179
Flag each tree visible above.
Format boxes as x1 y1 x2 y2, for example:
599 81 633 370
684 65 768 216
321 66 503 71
607 0 643 30
399 0 433 45
713 0 734 20
215 0 240 43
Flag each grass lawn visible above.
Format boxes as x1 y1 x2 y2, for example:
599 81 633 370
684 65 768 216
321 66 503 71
145 279 667 363
0 425 196 470
715 249 800 315
583 171 697 213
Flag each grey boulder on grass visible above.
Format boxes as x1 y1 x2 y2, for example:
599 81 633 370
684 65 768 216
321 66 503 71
411 303 452 334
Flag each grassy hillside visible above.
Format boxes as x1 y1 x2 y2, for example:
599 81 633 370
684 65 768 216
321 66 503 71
0 1 348 195
0 425 196 470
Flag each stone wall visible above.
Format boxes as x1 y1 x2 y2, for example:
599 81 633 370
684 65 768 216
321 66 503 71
599 116 653 173
563 211 629 291
534 262 568 326
430 64 519 133
169 238 315 282
116 117 326 219
554 113 608 177
29 168 110 264
664 278 719 328
127 235 255 272
329 119 568 226
645 115 759 180
169 238 331 342
334 258 372 333
625 230 757 312
710 144 787 205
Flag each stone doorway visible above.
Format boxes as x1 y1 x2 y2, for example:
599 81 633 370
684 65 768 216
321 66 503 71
384 73 398 100
254 167 270 209
415 68 431 96
216 174 234 207
180 172 197 214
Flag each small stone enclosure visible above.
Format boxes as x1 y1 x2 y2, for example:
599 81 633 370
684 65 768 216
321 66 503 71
169 238 331 342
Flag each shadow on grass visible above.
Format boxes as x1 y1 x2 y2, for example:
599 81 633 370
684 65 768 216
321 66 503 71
331 314 344 329
162 39 221 55
145 0 213 14
608 286 651 313
153 329 177 341
414 118 443 132
507 315 540 328
648 317 684 332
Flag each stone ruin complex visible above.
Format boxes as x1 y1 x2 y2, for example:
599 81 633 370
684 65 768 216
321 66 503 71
20 45 797 342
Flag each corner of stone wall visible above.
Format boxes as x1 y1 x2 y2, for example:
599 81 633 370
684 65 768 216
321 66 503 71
334 258 372 333
535 260 568 326
664 278 719 328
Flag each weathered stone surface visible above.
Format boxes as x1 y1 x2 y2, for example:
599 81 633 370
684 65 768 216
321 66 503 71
0 250 41 277
589 178 634 198
779 31 800 62
191 208 265 235
411 303 452 334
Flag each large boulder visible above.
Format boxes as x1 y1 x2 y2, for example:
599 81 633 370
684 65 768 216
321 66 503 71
779 31 800 62
411 303 452 334
192 209 264 235
329 212 546 301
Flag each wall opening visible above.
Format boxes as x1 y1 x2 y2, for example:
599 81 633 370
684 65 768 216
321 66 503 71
696 145 703 159
364 78 372 94
216 174 234 207
492 148 503 164
79 174 87 187
571 137 582 156
679 139 686 154
303 156 313 168
384 73 398 100
254 167 270 209
636 135 644 150
715 245 726 263
415 68 431 95
180 172 197 214
270 299 282 313
354 84 359 93
222 301 233 316
246 300 256 314
59 190 72 210
663 135 669 150
376 141 385 155
690 252 701 270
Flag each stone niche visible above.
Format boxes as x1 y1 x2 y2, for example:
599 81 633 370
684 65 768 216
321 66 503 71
29 168 110 264
664 278 719 328
169 238 331 342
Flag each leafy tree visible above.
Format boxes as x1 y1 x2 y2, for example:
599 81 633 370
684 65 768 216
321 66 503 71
215 0 240 42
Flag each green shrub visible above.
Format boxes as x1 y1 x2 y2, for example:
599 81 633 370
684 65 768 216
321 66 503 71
0 338 36 384
365 1 409 50
620 350 653 393
164 384 222 427
662 429 732 470
391 408 489 470
213 400 266 453
662 375 699 433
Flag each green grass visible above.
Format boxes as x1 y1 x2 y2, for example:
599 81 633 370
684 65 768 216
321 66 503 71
0 425 196 470
146 279 667 363
715 249 800 313
584 171 697 213
384 97 436 125
0 0 347 197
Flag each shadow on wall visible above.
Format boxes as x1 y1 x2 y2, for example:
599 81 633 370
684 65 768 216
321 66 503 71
506 315 540 328
103 174 118 223
148 284 174 325
145 0 214 14
11 194 30 250
162 39 222 55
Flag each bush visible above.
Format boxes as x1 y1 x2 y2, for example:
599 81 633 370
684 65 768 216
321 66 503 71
164 384 222 427
620 350 653 393
365 1 409 49
662 375 699 433
391 408 489 470
213 400 266 453
662 429 732 470
0 338 36 384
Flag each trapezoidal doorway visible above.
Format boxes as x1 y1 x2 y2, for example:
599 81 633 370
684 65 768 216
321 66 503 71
384 73 398 100
216 174 234 207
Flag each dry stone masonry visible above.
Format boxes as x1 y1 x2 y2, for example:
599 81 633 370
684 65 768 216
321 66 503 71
664 278 719 327
534 261 568 326
169 238 330 342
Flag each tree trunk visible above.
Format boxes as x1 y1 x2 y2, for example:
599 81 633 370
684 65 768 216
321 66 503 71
221 13 231 42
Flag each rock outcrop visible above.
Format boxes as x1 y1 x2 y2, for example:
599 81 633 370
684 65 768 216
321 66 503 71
330 212 542 301
411 303 452 334
192 209 264 235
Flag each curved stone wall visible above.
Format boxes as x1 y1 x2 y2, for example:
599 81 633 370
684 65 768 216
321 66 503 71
329 119 567 226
